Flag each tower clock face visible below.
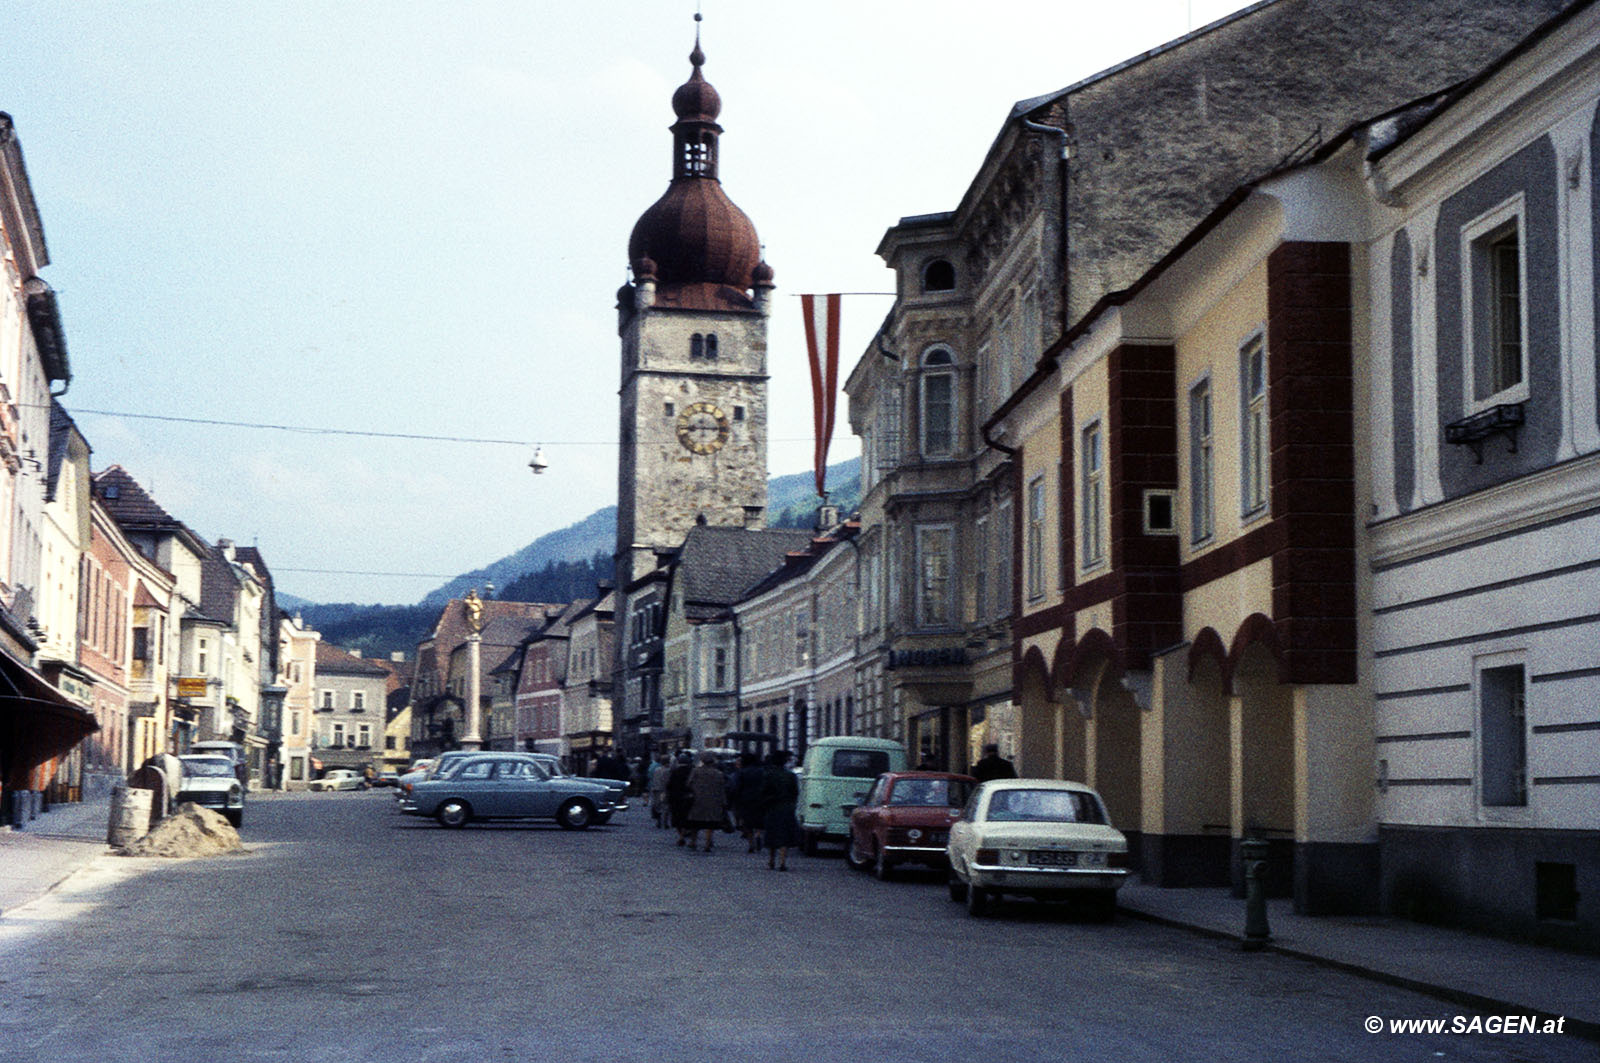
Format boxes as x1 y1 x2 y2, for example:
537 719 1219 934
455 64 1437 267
675 401 731 455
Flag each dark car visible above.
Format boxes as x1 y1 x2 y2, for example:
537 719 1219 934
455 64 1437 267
847 771 976 879
402 753 621 830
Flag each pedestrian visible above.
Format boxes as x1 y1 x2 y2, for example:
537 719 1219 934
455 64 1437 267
648 753 673 828
971 743 1017 783
759 749 800 871
686 750 729 852
667 751 695 845
730 751 767 852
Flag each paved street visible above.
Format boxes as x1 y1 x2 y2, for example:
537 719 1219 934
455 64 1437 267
0 793 1589 1063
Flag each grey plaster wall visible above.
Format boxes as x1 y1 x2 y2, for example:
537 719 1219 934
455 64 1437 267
1058 0 1568 327
1433 135 1560 498
1592 103 1599 437
1390 231 1415 511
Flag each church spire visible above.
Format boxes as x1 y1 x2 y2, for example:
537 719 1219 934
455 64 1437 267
670 12 722 180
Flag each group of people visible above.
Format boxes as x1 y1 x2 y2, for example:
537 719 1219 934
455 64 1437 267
649 749 801 871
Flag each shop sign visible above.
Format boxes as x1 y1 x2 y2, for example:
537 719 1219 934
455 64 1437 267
175 676 208 698
887 646 967 670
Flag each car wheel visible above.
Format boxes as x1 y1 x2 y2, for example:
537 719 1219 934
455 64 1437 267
966 882 991 917
948 870 968 902
845 834 871 872
225 809 242 828
873 846 896 882
556 798 594 830
436 799 471 828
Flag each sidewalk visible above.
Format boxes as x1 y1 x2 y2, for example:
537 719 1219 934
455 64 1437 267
0 793 115 916
1117 880 1600 1038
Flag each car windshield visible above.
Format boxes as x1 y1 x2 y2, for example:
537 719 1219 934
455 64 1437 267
181 758 235 778
984 788 1107 824
888 778 969 807
831 749 890 779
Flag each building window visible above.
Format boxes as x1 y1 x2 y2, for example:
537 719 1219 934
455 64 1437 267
290 710 301 736
915 525 955 628
290 756 305 782
922 259 955 292
1026 476 1046 600
713 647 728 689
357 724 371 748
1081 422 1105 568
705 334 718 360
1143 490 1176 535
385 735 396 750
1480 662 1527 808
974 515 990 620
1189 378 1214 543
733 406 744 421
690 333 703 359
1464 198 1528 406
920 349 955 457
352 690 366 711
197 637 209 675
1240 334 1268 516
331 722 346 747
133 626 150 661
995 500 1014 615
663 401 674 418
320 690 334 710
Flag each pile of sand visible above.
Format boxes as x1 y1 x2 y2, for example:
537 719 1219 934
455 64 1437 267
121 802 243 858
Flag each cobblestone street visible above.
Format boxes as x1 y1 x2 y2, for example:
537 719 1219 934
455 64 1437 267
0 793 1590 1063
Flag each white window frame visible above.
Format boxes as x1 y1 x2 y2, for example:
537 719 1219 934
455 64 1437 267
1189 375 1215 544
1081 421 1106 571
352 690 366 711
1239 331 1269 519
1026 475 1046 600
320 689 334 710
914 524 956 629
919 348 956 458
1460 193 1529 413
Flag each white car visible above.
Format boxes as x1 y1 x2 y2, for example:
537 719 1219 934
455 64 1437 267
310 769 366 792
176 754 246 827
946 779 1130 919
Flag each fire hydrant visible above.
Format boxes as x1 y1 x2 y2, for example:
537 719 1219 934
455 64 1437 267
1241 836 1272 951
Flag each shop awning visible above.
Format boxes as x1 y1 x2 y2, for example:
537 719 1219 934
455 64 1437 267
0 645 99 792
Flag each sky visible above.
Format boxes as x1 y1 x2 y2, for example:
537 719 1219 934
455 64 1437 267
0 0 1255 605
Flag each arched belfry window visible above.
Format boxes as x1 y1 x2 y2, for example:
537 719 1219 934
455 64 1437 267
705 334 718 359
691 334 704 359
920 348 956 457
922 259 956 293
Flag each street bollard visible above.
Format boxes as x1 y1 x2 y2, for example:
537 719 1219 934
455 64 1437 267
1241 836 1272 951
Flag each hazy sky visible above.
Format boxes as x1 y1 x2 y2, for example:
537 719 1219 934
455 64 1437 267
1 0 1253 605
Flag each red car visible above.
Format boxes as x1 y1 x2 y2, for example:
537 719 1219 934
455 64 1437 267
846 772 977 880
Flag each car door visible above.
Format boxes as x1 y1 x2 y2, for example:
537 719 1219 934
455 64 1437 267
447 759 496 815
492 759 544 818
858 775 889 851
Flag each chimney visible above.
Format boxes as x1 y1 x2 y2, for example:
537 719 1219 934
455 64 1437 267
817 504 840 531
218 538 236 562
742 505 765 530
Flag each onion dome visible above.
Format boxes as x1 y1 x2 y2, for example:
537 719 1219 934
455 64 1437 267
626 25 763 301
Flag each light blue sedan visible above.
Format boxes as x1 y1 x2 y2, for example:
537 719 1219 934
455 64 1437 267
402 753 619 830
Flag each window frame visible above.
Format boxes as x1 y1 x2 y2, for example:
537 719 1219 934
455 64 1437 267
1239 331 1269 520
1475 652 1531 816
1026 475 1046 600
1080 420 1106 571
914 523 957 630
1460 194 1530 413
1188 375 1215 544
919 348 957 458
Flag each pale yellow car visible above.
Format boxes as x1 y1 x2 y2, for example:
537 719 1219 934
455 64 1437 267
946 779 1131 919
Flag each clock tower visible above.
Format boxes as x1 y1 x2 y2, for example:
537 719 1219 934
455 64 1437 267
615 25 773 590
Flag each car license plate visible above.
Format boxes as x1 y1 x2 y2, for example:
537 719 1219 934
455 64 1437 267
1027 850 1079 867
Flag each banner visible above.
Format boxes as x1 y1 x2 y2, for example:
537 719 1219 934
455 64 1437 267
800 293 841 498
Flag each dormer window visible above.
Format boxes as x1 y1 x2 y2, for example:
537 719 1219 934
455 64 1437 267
922 259 956 293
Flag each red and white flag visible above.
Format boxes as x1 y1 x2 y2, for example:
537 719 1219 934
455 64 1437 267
800 293 841 499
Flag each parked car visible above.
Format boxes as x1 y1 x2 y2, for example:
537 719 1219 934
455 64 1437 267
798 736 907 854
946 779 1131 919
190 740 249 786
310 769 366 792
847 772 976 879
527 753 629 822
401 753 620 830
175 754 245 827
372 770 401 788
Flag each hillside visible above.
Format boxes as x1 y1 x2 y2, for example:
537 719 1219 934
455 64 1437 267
300 457 862 655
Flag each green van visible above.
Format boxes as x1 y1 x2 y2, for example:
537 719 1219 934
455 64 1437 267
798 736 908 854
